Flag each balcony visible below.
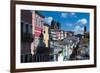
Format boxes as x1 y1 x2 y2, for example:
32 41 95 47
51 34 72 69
21 32 34 42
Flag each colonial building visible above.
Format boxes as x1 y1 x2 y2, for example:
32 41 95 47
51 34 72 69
64 31 68 39
43 23 50 48
31 11 45 55
21 10 33 62
60 30 64 40
21 10 51 62
50 19 61 41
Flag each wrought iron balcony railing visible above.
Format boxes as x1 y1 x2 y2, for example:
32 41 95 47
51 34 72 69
21 32 34 42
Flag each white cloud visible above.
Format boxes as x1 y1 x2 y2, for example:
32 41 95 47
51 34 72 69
45 17 53 25
61 12 77 18
74 26 84 35
70 12 75 16
74 18 87 34
77 18 87 25
61 13 68 18
70 12 77 18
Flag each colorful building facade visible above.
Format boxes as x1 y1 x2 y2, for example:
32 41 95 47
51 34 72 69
31 11 45 55
21 10 33 62
43 23 50 48
21 10 51 62
21 10 33 54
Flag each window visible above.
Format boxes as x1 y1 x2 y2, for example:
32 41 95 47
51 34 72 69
28 25 32 34
44 31 45 33
21 22 24 32
25 24 28 33
21 22 26 33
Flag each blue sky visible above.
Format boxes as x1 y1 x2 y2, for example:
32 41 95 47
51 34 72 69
38 11 90 34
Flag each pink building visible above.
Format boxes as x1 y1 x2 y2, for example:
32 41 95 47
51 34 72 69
21 10 49 62
31 11 45 55
21 10 46 62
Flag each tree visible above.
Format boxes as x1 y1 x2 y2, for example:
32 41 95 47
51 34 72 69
57 22 61 29
51 19 61 29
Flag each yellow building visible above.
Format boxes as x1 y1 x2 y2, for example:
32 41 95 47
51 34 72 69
43 23 50 48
